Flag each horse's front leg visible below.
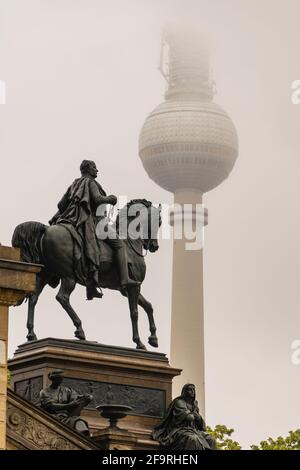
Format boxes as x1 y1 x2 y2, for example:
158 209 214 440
138 293 158 348
26 276 47 342
127 286 146 350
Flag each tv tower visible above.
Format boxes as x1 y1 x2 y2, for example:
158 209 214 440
139 27 238 414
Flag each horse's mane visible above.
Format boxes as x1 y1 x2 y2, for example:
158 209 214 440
115 199 153 230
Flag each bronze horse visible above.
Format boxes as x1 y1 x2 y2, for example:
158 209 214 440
12 199 161 350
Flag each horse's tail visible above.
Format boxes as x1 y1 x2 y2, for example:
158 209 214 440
12 221 47 265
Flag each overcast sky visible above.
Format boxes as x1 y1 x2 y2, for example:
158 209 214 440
1 0 300 448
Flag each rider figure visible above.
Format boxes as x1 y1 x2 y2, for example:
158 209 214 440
49 160 139 300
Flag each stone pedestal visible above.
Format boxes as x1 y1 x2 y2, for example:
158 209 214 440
93 427 138 451
8 337 181 450
0 246 41 450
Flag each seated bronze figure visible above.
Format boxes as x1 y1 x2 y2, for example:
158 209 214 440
152 384 216 450
40 370 92 436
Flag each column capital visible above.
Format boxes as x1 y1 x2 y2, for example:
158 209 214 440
0 247 42 307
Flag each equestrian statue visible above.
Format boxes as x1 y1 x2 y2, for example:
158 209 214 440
12 160 161 350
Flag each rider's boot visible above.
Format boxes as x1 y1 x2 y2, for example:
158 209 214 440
115 246 140 291
86 283 103 300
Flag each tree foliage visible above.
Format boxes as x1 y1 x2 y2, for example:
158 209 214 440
208 425 300 450
207 424 242 450
251 430 300 450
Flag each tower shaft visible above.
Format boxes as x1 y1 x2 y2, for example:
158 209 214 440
170 190 206 414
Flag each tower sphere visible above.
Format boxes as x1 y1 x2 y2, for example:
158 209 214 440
139 28 238 194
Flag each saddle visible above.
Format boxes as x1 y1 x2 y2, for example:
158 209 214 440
51 223 114 288
96 238 114 263
58 222 113 262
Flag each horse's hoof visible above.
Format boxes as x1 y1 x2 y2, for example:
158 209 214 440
26 333 37 342
136 343 147 350
148 336 158 348
75 329 86 341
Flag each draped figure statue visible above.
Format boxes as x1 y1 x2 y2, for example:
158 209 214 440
40 369 92 436
152 384 216 450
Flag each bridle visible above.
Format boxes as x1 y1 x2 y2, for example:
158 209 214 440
127 237 150 258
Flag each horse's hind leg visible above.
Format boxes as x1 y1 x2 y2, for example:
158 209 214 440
138 293 158 348
56 278 86 341
27 275 47 342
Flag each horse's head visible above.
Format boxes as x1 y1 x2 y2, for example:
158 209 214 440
144 202 162 253
150 203 163 252
116 199 162 253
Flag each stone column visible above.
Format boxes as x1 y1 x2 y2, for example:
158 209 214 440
0 246 41 450
169 191 208 415
0 305 8 450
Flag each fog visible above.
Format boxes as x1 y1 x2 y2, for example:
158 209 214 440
1 0 300 448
